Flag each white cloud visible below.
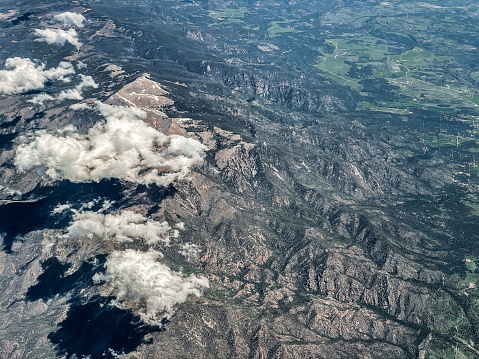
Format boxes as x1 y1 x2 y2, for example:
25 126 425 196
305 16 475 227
68 209 174 245
44 61 76 82
29 74 98 105
94 249 209 323
69 103 91 111
175 222 185 230
55 124 77 134
95 101 148 121
34 28 81 47
57 88 83 101
76 61 87 69
53 12 86 28
15 102 207 185
0 10 17 21
178 243 201 260
28 93 55 105
51 203 72 214
0 57 75 95
80 199 99 210
77 75 98 91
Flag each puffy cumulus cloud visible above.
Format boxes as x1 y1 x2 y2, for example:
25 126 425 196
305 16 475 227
34 28 81 47
42 62 75 82
53 12 86 28
94 249 209 323
0 57 75 95
68 209 174 245
15 102 207 185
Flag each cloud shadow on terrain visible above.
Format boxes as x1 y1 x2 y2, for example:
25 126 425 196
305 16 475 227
0 179 179 253
0 180 125 253
26 255 106 302
48 296 163 359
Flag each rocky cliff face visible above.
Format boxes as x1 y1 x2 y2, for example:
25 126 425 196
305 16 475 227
147 114 473 358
